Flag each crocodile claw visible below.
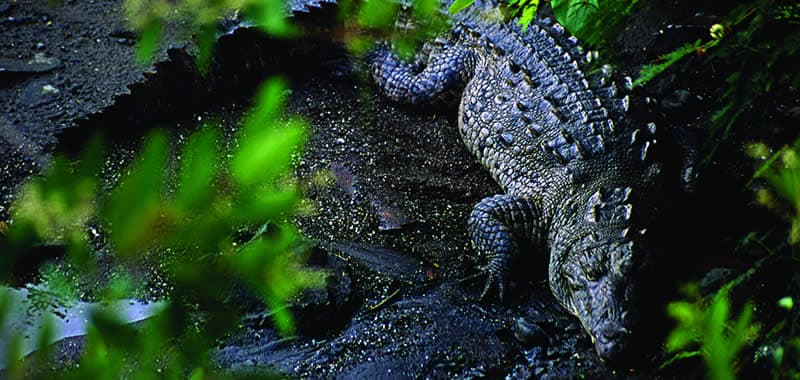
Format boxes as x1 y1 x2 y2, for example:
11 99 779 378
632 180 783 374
479 267 506 301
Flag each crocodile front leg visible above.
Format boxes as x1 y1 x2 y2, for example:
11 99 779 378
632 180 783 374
467 194 546 299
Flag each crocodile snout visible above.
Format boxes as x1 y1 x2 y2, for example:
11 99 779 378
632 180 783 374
593 322 637 368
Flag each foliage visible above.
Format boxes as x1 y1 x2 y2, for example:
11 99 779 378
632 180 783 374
125 0 297 66
658 5 800 375
343 0 451 59
448 0 475 16
705 0 800 141
749 140 800 378
503 0 539 30
549 0 638 46
0 78 323 376
632 39 704 88
751 140 800 244
126 0 454 65
634 0 800 156
450 0 637 46
665 284 759 380
759 295 800 379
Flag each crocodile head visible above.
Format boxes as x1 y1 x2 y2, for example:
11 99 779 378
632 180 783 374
560 235 642 366
550 186 658 367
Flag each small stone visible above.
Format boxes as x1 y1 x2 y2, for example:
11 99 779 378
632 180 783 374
116 38 135 46
41 84 59 94
0 54 62 74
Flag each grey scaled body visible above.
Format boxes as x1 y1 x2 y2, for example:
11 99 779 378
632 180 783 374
367 2 666 366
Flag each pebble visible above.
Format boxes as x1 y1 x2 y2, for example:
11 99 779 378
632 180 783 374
513 317 548 347
0 54 62 74
41 84 59 94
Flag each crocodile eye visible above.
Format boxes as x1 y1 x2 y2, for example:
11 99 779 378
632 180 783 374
584 262 605 282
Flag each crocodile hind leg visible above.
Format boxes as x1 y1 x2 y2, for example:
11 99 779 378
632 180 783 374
367 43 477 105
467 194 545 299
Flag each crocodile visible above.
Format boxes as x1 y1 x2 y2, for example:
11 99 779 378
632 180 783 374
367 2 669 366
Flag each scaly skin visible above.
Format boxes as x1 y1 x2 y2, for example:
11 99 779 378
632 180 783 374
368 4 666 366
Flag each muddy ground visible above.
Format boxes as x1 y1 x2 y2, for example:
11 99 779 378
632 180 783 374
1 0 795 378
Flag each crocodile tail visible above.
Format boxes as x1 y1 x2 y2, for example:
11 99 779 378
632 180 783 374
366 42 477 105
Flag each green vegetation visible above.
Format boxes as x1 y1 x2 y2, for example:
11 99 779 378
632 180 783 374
705 1 800 142
341 0 450 59
0 78 323 377
632 39 705 88
503 0 538 30
449 0 639 46
548 0 639 46
2 0 799 377
663 285 759 380
633 0 800 157
660 127 800 379
746 141 800 379
752 140 800 244
125 0 297 66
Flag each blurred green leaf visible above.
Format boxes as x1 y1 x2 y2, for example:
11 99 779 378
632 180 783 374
666 288 758 380
552 0 599 32
174 126 220 212
231 227 323 335
136 19 163 64
448 0 474 15
235 189 299 224
232 120 305 187
358 0 399 30
668 301 698 324
666 301 700 352
195 24 218 72
75 135 106 184
34 314 56 367
249 0 298 37
4 332 23 380
414 0 440 18
90 309 139 350
667 329 697 353
103 131 169 256
242 78 289 134
778 296 794 310
551 0 638 47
